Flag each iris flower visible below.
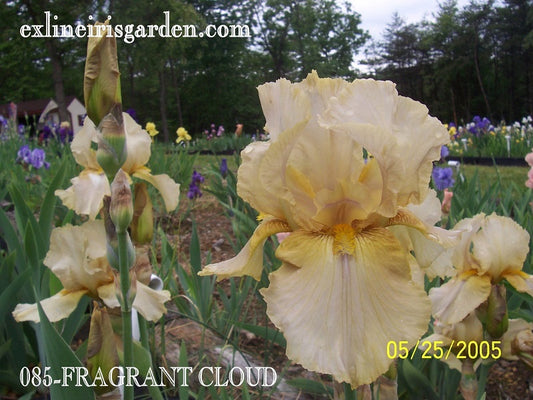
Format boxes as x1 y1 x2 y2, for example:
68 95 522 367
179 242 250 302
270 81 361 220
430 213 532 325
432 166 455 190
145 122 159 137
422 312 484 371
176 126 191 144
56 113 180 220
199 71 451 386
12 220 170 323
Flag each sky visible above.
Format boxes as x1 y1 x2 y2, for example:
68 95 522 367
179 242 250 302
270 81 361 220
350 0 470 42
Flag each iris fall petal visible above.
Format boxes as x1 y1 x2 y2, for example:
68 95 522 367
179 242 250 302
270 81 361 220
429 275 492 324
262 229 431 387
133 167 180 213
13 290 88 323
199 218 291 281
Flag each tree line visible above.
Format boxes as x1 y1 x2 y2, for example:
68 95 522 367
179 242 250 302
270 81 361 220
1 0 531 140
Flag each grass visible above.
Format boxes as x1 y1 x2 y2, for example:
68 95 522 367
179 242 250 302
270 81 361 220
460 164 528 191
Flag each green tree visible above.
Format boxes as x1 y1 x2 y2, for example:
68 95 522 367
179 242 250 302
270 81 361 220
255 0 368 80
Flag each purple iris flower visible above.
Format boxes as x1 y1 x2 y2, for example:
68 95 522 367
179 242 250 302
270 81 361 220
30 148 49 169
17 145 50 169
126 108 138 122
17 145 32 164
187 184 202 199
432 167 455 191
468 116 492 136
58 125 73 143
220 158 228 178
479 117 490 130
192 170 205 184
440 145 449 159
187 170 205 199
18 124 25 135
42 125 52 140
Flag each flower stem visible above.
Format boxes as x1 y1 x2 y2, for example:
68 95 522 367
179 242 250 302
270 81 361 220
460 359 478 400
138 315 164 400
118 230 134 400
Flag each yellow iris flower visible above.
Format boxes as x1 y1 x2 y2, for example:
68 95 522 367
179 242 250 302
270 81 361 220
145 122 159 137
12 221 170 323
56 113 180 220
199 71 453 387
176 126 191 143
430 213 532 325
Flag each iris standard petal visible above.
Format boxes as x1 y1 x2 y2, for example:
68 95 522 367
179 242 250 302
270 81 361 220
284 125 382 227
470 214 530 277
450 214 485 272
257 71 349 141
199 218 291 281
71 117 100 170
405 189 442 226
43 221 113 294
238 141 287 222
55 171 110 220
257 78 310 141
121 113 152 172
319 80 448 216
389 225 455 279
387 194 457 279
12 290 88 323
261 229 431 387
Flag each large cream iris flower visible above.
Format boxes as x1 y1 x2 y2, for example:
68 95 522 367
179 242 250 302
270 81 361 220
199 71 451 386
12 221 170 323
430 213 532 325
56 113 180 219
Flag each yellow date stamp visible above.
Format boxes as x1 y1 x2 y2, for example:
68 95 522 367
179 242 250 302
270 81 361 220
386 340 502 360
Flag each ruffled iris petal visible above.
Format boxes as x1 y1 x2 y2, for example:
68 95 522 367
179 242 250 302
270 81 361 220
261 229 431 387
500 319 533 359
470 214 530 277
319 79 448 216
55 171 110 220
238 141 286 221
43 221 113 293
257 78 310 141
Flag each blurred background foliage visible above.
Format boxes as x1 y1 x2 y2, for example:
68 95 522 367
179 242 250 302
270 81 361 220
2 0 531 141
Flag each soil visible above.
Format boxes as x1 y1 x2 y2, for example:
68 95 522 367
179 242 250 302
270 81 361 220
173 194 238 267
